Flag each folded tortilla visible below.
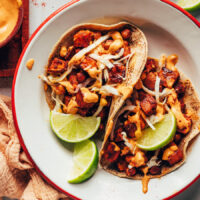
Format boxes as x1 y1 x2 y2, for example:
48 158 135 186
100 59 200 180
43 22 147 113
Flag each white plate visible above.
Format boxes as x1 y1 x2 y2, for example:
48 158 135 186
12 0 200 199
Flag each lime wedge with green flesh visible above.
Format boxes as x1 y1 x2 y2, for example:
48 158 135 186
68 140 98 183
137 112 176 151
50 111 101 143
177 0 200 11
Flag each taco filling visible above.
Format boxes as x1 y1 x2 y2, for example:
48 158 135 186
39 23 147 134
39 22 199 193
100 54 199 193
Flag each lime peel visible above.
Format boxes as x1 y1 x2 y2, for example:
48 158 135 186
177 0 200 12
50 111 101 143
68 140 98 183
137 112 176 151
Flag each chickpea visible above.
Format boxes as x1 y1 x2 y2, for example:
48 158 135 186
77 72 86 83
121 29 131 40
109 31 124 53
60 46 67 57
26 58 34 70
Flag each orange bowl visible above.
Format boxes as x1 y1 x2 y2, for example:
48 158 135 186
0 3 24 48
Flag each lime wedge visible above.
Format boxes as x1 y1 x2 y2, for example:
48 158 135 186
137 112 176 151
50 111 101 143
68 140 98 183
177 0 200 12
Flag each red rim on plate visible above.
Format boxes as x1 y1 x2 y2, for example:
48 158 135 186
12 0 200 199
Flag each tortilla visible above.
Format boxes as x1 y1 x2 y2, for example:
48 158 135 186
43 22 147 112
100 62 200 180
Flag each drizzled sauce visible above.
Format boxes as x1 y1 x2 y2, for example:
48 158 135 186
142 176 150 193
142 167 150 193
26 58 35 70
0 0 21 43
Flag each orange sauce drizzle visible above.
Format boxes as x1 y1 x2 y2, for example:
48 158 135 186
142 166 150 193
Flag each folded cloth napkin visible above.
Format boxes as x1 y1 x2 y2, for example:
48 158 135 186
0 95 70 200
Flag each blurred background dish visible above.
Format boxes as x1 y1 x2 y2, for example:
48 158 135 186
0 0 24 48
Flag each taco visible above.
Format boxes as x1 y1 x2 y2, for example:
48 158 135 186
100 54 200 193
39 22 147 134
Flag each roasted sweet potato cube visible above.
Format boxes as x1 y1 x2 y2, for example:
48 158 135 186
68 74 78 87
80 56 98 70
103 142 120 163
48 58 67 73
125 155 133 163
174 133 182 144
144 58 157 73
126 167 136 176
52 84 65 95
114 126 124 142
124 122 136 138
93 31 102 40
65 46 76 61
168 149 183 166
158 67 179 88
64 95 72 106
117 159 128 172
140 94 157 116
149 166 161 175
121 29 131 40
76 91 94 109
174 82 185 95
77 71 87 83
73 30 93 48
109 64 125 83
123 40 131 57
143 72 156 91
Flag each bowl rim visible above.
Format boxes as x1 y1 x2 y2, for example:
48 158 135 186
11 0 200 199
0 3 24 48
